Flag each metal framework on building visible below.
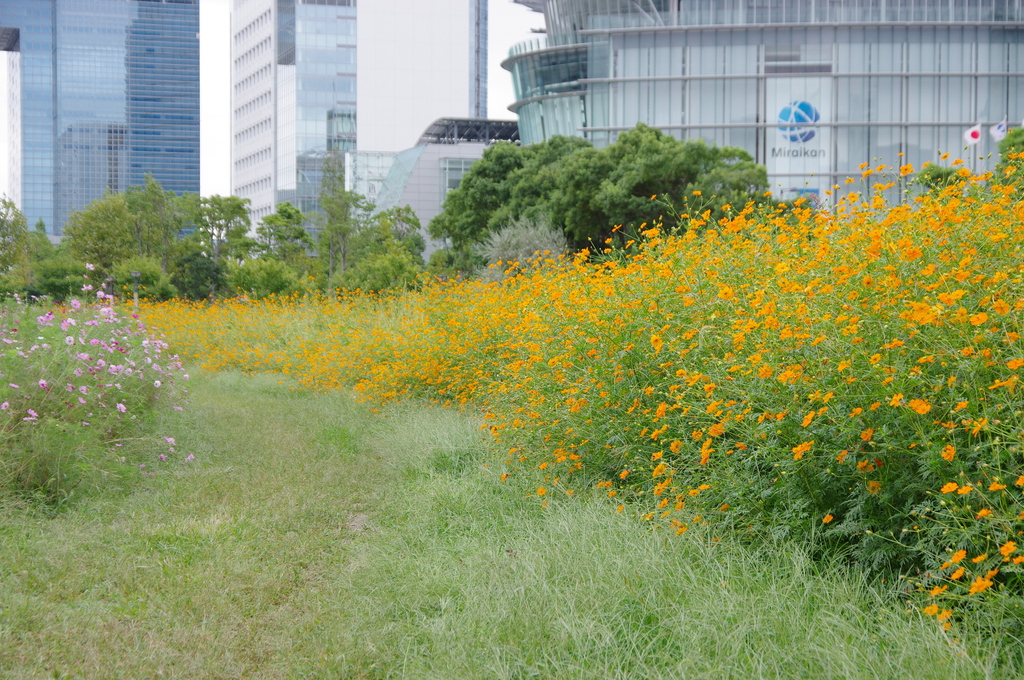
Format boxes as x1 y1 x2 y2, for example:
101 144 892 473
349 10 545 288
417 118 520 145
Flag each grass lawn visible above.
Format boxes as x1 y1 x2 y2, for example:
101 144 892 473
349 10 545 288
0 372 1011 678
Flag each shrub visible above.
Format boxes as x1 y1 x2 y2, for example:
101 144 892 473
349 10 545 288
113 256 178 301
477 216 568 282
1 295 190 503
227 258 304 299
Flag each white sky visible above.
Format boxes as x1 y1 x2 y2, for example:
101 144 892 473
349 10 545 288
0 0 543 198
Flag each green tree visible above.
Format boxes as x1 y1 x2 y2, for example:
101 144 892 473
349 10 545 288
428 141 529 259
0 195 29 276
916 163 960 192
227 258 303 299
35 256 89 303
351 205 425 266
551 125 768 247
170 246 226 301
318 151 373 278
64 191 136 277
112 256 178 301
995 127 1024 191
257 202 314 269
429 125 770 253
124 174 185 271
196 195 255 264
335 238 422 294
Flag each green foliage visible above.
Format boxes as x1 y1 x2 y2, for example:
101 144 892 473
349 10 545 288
0 195 28 277
227 258 304 299
64 191 136 277
334 238 422 293
196 194 256 264
352 205 426 266
916 163 960 191
318 151 374 278
429 139 565 254
256 202 314 270
123 174 184 270
170 248 226 301
551 125 769 246
112 256 178 301
477 216 568 282
430 125 771 252
425 248 463 280
34 256 89 302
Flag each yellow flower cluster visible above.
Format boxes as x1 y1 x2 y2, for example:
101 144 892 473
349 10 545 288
140 167 1024 612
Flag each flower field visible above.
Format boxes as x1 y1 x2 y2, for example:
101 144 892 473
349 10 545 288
1 288 190 502
140 168 1024 626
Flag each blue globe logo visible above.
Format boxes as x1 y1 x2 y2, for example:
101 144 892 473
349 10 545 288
778 101 819 142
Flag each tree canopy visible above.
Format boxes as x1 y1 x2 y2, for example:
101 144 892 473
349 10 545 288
429 124 771 251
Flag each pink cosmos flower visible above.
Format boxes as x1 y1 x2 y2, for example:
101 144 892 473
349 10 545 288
116 403 127 413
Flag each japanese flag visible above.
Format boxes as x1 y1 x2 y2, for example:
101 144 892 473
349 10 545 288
990 118 1008 142
964 124 982 145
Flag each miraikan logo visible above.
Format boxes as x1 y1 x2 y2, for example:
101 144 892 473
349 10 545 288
778 101 820 142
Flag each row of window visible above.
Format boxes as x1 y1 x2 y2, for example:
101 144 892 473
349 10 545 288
235 117 272 145
234 90 272 120
234 36 271 72
235 64 271 97
234 9 271 47
237 175 272 198
235 146 271 173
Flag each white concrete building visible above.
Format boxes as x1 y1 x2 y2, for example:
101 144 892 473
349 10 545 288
230 0 488 225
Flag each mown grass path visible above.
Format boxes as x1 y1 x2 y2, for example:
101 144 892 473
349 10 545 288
0 373 1009 678
0 373 384 678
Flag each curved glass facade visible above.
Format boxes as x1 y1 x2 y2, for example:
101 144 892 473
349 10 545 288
505 0 1024 201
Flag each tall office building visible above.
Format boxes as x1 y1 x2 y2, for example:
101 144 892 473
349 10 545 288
230 0 488 224
1 0 200 237
505 0 1024 202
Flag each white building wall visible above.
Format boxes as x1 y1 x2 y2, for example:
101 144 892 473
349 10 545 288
6 51 20 207
230 0 276 223
357 0 474 152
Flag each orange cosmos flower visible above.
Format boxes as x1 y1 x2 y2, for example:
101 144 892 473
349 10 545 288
941 482 959 493
908 399 931 414
822 514 834 524
941 445 956 462
791 440 813 460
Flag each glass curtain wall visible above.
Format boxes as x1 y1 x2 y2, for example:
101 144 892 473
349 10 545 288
0 0 199 237
507 0 1024 202
276 0 356 218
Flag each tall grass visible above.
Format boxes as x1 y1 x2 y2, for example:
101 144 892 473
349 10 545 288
140 170 1024 628
0 373 1012 678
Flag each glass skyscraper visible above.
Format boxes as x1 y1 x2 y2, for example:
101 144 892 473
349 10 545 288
231 0 489 226
1 0 199 237
505 0 1024 202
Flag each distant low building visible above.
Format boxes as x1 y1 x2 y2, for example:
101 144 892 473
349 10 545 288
372 118 520 257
